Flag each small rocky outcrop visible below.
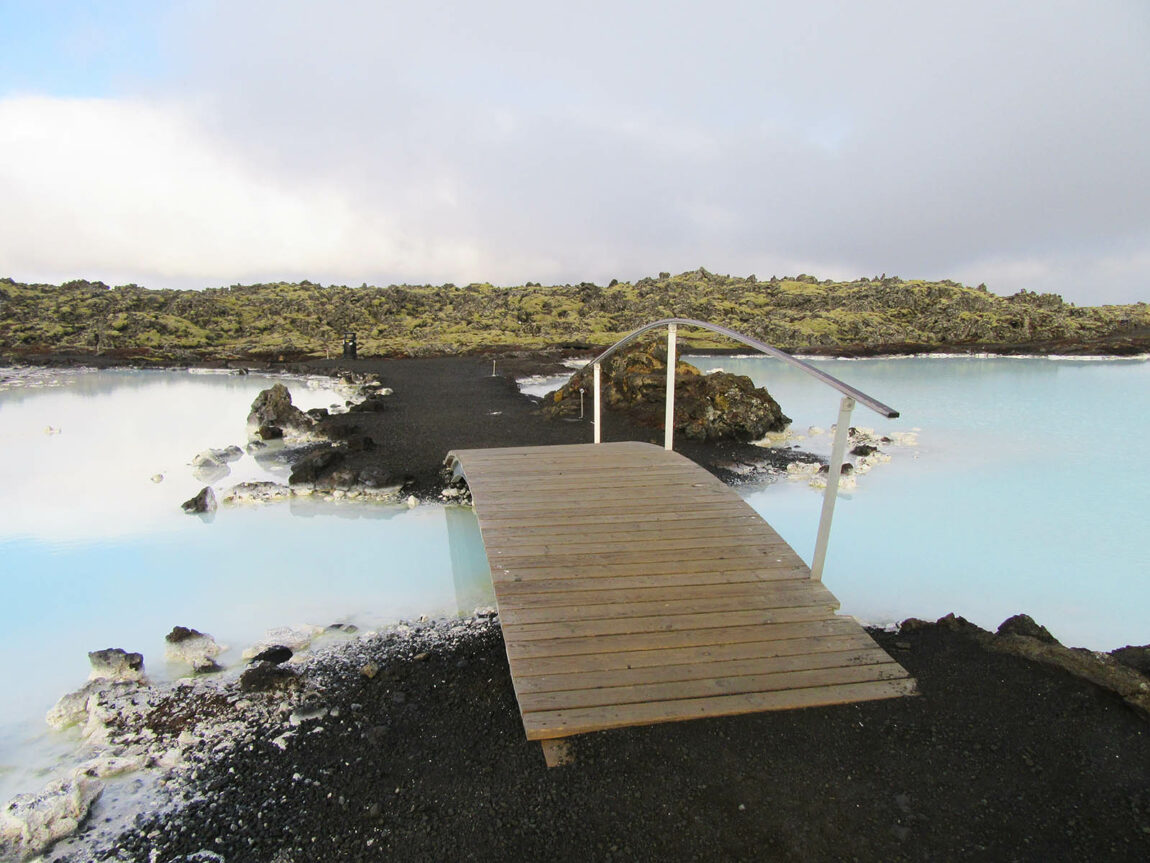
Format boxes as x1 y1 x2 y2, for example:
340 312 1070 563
164 626 224 673
901 613 1150 719
47 649 147 735
997 613 1058 644
542 341 790 442
87 648 145 683
288 445 344 485
0 777 103 860
222 481 293 504
1110 645 1150 676
181 486 217 514
247 384 313 434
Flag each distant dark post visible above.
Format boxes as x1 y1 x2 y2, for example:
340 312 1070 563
342 331 358 359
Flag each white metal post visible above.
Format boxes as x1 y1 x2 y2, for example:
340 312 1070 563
664 323 677 450
811 396 855 581
593 362 602 444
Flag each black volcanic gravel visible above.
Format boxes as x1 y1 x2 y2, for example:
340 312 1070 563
292 355 810 495
62 619 1150 863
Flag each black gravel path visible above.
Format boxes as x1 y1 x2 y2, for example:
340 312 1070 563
292 355 808 495
75 617 1150 863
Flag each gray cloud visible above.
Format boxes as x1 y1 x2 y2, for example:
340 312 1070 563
24 1 1150 302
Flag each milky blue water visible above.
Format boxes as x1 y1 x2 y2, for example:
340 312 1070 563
2 358 1148 803
0 369 492 802
687 354 1150 653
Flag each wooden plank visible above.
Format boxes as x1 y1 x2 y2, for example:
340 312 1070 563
447 441 914 743
451 441 655 459
506 630 878 676
468 463 706 480
478 516 768 540
504 618 853 661
498 588 839 625
480 518 777 541
493 566 811 593
522 678 919 740
539 738 574 768
502 606 836 641
466 488 736 512
489 544 797 570
496 578 837 608
476 510 765 531
518 662 911 713
494 556 809 584
472 475 720 494
483 533 797 559
514 645 896 694
471 501 739 520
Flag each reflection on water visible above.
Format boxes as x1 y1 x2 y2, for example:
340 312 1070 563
0 369 355 541
0 369 493 803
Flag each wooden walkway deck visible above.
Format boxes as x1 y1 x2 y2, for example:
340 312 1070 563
446 441 915 752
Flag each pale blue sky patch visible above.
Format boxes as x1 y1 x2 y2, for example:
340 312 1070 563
0 0 169 97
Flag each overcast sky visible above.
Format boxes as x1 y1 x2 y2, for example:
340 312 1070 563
1 1 1147 304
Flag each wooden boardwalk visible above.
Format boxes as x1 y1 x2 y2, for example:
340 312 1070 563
446 441 915 752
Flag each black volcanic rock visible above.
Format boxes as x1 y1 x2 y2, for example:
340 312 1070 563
542 341 789 442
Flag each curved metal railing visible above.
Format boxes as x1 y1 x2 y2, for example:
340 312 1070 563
585 318 901 580
588 317 898 418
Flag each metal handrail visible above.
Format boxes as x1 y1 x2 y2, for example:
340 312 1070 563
588 318 898 418
586 318 901 581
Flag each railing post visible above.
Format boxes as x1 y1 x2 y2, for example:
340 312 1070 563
593 362 602 444
664 323 677 450
811 396 855 581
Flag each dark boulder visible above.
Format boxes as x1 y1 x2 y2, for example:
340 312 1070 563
238 662 300 693
165 626 204 644
851 444 879 457
359 467 401 490
997 614 1059 644
288 445 344 485
542 341 789 442
247 384 313 433
256 424 284 440
349 394 389 413
181 486 217 514
315 466 360 491
250 645 293 665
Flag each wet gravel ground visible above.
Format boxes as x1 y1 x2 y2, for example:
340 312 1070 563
52 616 1150 863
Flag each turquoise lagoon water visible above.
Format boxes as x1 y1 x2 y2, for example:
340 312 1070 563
686 354 1150 652
0 369 492 802
2 358 1148 802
